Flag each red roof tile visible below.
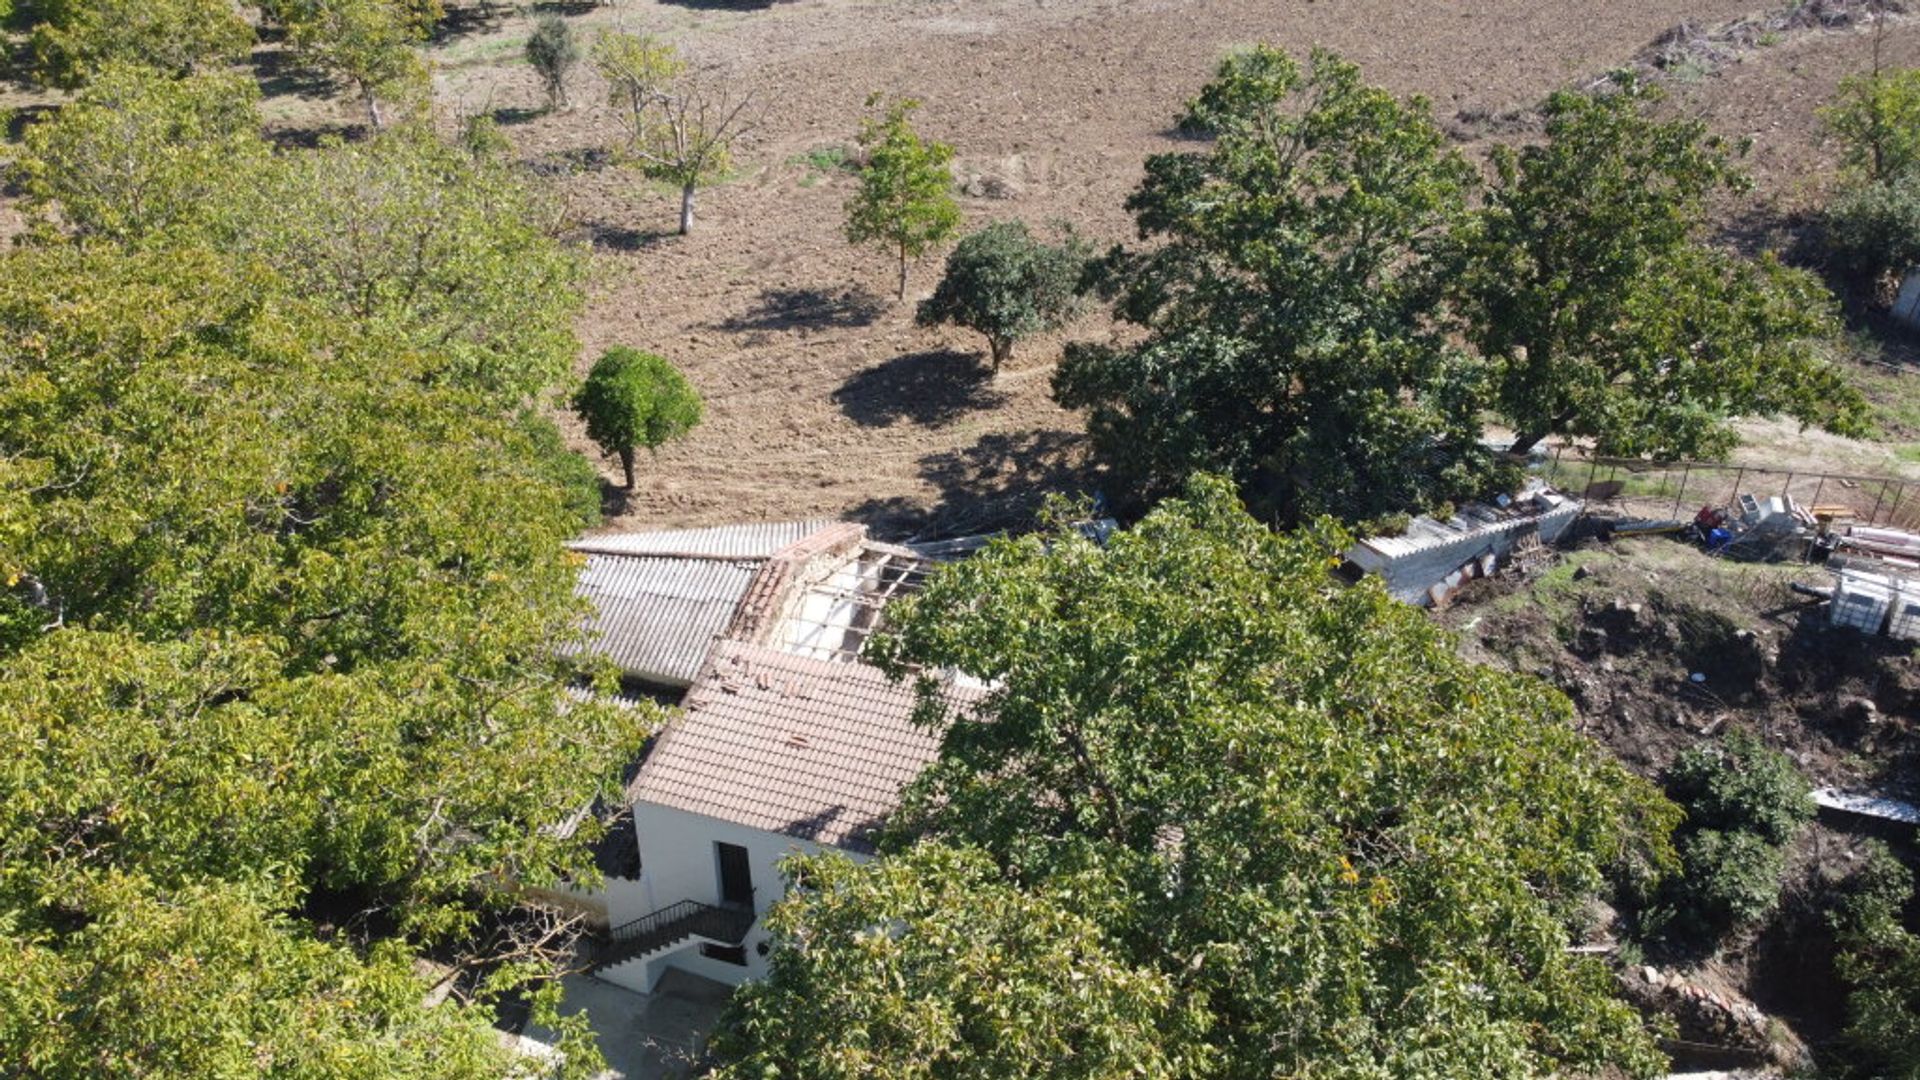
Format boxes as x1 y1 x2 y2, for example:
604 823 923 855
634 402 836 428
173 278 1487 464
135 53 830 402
629 640 980 853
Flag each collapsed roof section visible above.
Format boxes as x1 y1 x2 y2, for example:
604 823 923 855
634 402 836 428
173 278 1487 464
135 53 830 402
1346 481 1582 606
570 520 939 688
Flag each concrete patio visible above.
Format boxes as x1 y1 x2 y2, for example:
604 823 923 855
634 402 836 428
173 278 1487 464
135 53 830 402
519 968 734 1080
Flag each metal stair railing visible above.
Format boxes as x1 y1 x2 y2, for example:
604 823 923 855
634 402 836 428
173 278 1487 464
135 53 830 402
594 899 757 972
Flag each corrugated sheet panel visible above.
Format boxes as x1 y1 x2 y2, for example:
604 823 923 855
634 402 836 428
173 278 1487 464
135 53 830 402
573 554 765 687
570 520 831 560
629 641 983 854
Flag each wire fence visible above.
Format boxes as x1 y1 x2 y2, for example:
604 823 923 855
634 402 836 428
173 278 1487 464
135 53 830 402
1543 448 1920 532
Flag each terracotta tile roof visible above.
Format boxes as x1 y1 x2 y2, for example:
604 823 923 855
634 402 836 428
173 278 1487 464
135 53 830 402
629 640 980 854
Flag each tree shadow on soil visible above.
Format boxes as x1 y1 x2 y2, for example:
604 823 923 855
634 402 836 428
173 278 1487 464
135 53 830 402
248 42 339 102
832 350 1007 429
430 2 511 45
656 0 788 9
490 105 547 126
572 222 676 252
532 0 604 13
717 285 885 334
847 429 1103 540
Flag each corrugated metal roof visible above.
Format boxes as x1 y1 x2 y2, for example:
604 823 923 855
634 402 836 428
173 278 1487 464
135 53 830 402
573 554 765 687
570 520 831 560
629 640 982 854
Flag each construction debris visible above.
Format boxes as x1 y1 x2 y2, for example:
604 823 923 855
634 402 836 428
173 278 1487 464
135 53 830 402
1345 481 1581 606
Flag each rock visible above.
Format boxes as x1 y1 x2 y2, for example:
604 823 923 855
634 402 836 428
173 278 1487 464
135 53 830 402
1572 565 1593 581
1643 965 1662 984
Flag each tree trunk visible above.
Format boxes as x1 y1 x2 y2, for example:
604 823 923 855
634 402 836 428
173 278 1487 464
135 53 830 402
897 242 908 301
679 183 696 236
1507 430 1548 456
364 85 383 130
989 336 1011 372
619 447 636 490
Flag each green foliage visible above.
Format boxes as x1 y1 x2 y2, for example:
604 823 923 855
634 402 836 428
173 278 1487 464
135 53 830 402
1828 175 1920 285
590 31 754 235
1461 73 1866 458
916 219 1088 370
1056 47 1488 526
572 346 703 489
218 125 585 402
13 63 263 243
26 0 252 89
0 876 520 1079
845 95 961 299
1825 67 1920 185
1666 733 1814 846
525 14 579 109
711 843 1213 1080
1647 734 1810 943
844 476 1680 1079
1830 844 1920 1079
1 87 640 1075
283 0 432 128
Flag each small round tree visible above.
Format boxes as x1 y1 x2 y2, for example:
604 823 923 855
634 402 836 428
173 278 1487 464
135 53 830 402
525 14 578 111
572 346 702 490
917 219 1087 371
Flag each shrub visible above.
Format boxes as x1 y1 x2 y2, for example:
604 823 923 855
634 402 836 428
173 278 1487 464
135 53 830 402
525 14 578 110
1667 827 1789 934
1831 843 1920 1079
1827 177 1920 288
1666 732 1814 846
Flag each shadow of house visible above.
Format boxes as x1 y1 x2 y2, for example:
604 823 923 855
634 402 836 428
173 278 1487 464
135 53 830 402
832 350 1007 429
717 285 885 335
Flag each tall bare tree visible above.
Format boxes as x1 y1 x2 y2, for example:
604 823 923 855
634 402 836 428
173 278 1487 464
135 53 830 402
592 32 759 235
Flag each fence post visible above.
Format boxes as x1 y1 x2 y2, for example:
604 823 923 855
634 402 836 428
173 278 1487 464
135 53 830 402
1888 483 1907 527
1670 462 1691 519
1781 472 1794 498
1809 475 1826 514
1870 481 1888 524
1731 467 1746 511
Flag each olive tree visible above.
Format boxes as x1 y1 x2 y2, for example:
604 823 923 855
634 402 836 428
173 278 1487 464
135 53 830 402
845 95 961 299
917 220 1087 371
572 346 703 489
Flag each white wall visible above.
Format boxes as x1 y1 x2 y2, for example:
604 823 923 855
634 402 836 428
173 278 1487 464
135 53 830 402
600 801 868 992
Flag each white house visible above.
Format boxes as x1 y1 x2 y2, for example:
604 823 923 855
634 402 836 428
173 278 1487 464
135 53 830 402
567 520 979 994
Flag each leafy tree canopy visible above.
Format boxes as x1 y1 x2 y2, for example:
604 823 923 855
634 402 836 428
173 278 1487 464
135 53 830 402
14 62 264 243
916 219 1088 370
1057 47 1490 526
572 346 703 489
526 13 580 109
847 477 1681 1078
281 0 434 128
845 95 961 299
1825 66 1920 185
1460 73 1866 458
711 843 1214 1080
25 0 252 88
1 92 639 1077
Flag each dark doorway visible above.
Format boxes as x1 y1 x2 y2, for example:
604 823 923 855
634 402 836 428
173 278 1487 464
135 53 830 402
716 842 753 909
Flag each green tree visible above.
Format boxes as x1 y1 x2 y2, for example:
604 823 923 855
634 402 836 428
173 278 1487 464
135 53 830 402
13 63 263 243
591 31 757 235
845 95 961 299
1460 74 1866 458
711 843 1213 1080
1 97 640 1073
26 0 252 88
572 346 703 489
525 13 579 110
916 219 1087 371
1825 66 1920 185
217 124 584 402
1823 67 1920 288
284 0 431 129
858 477 1679 1079
1056 48 1486 526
